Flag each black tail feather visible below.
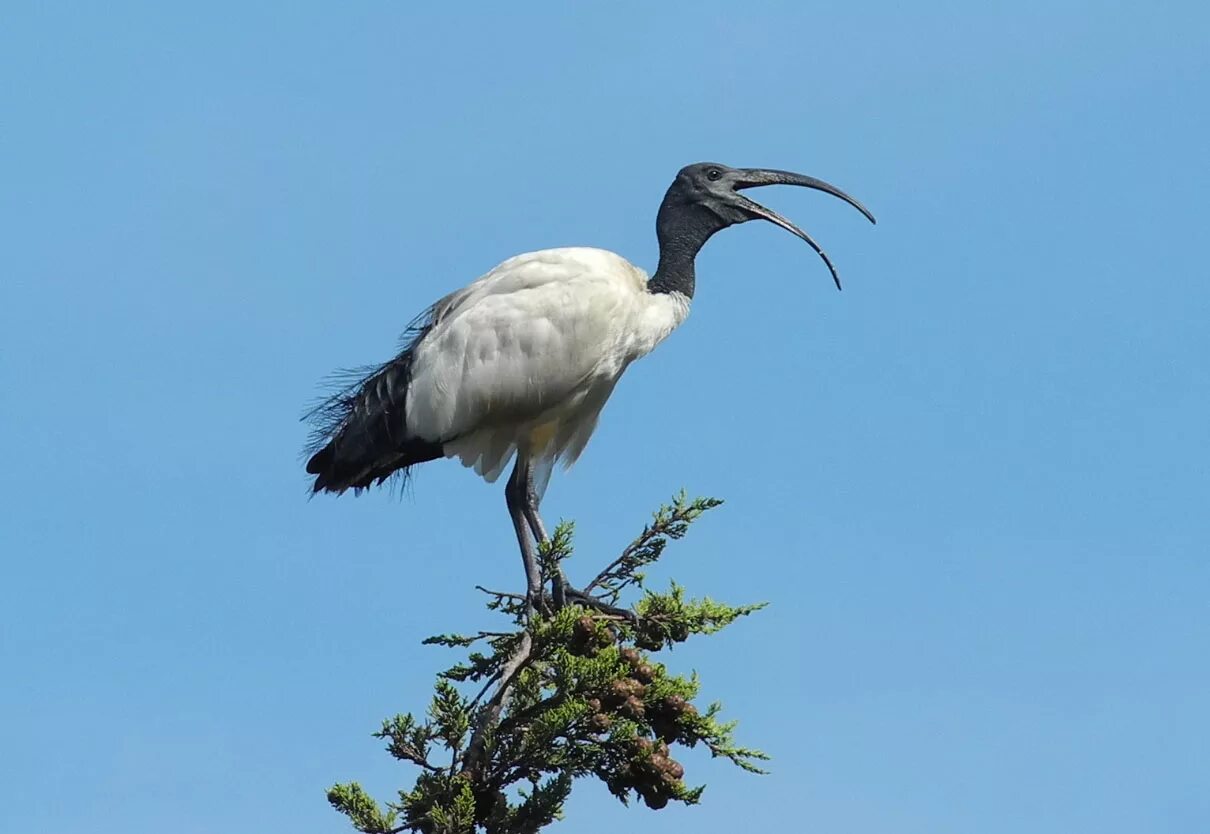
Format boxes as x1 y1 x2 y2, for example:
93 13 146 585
302 334 443 494
306 435 444 494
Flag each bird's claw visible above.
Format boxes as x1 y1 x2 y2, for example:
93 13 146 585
526 580 637 625
555 581 638 624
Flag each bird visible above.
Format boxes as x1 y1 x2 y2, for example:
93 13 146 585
304 162 874 614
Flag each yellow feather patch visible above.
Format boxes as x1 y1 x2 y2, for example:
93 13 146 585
528 420 559 452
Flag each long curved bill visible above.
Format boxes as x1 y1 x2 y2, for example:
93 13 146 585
734 168 876 291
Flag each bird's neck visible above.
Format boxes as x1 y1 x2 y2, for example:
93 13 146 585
647 199 727 299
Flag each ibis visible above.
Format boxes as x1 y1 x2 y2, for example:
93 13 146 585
304 162 874 613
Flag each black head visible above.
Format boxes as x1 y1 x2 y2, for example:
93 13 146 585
657 162 876 290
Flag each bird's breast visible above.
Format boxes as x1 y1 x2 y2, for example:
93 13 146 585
622 290 692 363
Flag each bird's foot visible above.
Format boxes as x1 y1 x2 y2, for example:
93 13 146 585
527 591 555 620
553 580 638 624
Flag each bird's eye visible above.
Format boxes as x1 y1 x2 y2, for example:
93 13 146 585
706 168 722 181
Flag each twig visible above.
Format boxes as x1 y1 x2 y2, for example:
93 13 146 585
475 585 526 601
463 630 534 774
469 669 504 709
583 499 714 597
394 745 443 773
583 524 662 595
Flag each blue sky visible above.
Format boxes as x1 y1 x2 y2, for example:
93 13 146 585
2 2 1207 832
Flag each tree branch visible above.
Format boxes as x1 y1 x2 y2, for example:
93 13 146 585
463 630 533 774
328 494 758 833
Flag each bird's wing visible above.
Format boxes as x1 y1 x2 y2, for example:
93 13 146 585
405 248 642 443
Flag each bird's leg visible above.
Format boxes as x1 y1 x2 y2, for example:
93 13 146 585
519 461 576 608
520 463 636 623
505 459 544 618
514 460 564 607
517 462 567 609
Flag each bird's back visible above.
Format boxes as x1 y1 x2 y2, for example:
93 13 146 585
406 248 656 472
305 247 670 492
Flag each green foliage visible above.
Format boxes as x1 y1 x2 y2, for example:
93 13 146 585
330 494 766 834
328 783 395 833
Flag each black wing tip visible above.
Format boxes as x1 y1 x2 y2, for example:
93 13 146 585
303 441 358 495
304 441 444 497
305 446 331 476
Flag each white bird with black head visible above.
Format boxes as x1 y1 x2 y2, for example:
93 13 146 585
304 162 875 613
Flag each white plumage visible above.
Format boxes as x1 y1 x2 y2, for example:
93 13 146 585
407 247 689 485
